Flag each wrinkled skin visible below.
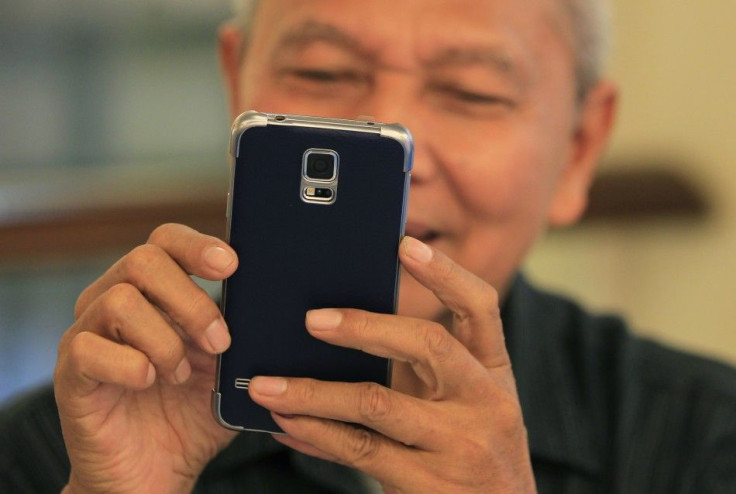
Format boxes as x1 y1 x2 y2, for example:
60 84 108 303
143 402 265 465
55 0 616 492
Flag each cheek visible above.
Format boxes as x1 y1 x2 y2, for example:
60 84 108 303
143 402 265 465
239 85 361 120
434 121 562 225
237 78 302 115
236 57 303 115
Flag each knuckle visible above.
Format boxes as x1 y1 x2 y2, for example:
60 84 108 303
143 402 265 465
420 323 454 363
147 223 178 245
467 384 525 451
436 254 464 282
474 284 501 324
57 323 79 359
92 284 143 338
347 310 371 337
121 244 165 281
454 435 492 473
452 280 500 325
57 331 71 358
344 427 381 466
101 283 141 318
156 335 185 367
476 283 500 314
183 289 219 327
493 393 525 436
65 331 95 372
74 286 94 320
295 378 318 404
54 331 76 383
357 383 392 422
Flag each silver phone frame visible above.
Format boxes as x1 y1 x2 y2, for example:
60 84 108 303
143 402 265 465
213 110 413 432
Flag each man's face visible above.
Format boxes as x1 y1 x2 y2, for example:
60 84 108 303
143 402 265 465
224 0 603 321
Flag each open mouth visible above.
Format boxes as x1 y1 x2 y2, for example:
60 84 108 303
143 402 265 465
404 223 440 244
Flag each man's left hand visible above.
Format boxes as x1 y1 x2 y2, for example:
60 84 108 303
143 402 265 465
248 236 536 493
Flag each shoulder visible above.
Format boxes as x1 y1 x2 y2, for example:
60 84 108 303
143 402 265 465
0 384 70 492
514 276 736 400
515 278 736 490
616 336 736 484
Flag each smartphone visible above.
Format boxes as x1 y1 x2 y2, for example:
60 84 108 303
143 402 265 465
213 110 413 433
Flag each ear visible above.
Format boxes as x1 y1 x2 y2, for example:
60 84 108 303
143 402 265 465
547 80 618 226
218 22 246 122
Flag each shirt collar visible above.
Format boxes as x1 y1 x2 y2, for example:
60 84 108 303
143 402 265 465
502 274 604 475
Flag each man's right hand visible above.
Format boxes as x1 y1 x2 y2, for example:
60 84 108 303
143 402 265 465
54 224 239 494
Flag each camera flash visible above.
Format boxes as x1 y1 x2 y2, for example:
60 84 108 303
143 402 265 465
306 187 316 197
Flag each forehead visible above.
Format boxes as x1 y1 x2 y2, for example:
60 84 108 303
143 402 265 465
249 0 571 72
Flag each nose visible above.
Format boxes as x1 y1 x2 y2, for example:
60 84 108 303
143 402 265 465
358 82 439 184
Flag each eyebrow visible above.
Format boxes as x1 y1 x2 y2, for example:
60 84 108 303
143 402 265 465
426 46 518 75
272 21 376 63
425 45 530 93
271 20 525 83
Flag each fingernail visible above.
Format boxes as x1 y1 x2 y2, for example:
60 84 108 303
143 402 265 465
206 318 231 353
251 376 287 396
403 236 433 263
306 309 343 331
145 363 156 387
204 246 236 272
174 358 191 384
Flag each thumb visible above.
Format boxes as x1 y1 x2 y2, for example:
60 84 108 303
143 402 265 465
399 236 510 370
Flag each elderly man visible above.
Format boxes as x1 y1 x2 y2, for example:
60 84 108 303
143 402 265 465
2 0 735 492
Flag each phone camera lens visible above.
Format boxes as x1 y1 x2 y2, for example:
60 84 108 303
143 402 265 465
306 152 336 180
313 159 328 172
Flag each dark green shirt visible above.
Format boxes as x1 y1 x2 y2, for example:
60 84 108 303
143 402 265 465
2 277 736 493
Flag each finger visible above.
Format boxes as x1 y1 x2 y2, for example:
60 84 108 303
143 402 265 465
305 309 484 398
55 331 156 397
61 283 191 385
146 223 238 279
75 241 231 355
271 413 418 488
399 236 509 369
249 377 448 449
76 224 235 314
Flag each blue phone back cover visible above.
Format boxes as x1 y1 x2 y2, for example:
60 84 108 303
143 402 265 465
215 123 409 433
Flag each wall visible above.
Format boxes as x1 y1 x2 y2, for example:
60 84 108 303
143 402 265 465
3 0 735 404
526 0 736 364
0 0 231 403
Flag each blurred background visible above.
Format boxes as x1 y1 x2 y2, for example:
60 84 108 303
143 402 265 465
1 0 735 403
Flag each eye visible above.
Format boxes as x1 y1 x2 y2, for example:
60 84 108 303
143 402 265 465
452 89 505 104
429 82 517 117
291 69 346 82
276 66 371 102
441 85 513 107
285 68 368 85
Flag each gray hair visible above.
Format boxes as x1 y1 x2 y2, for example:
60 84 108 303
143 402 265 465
230 0 260 34
230 0 611 99
564 0 612 99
